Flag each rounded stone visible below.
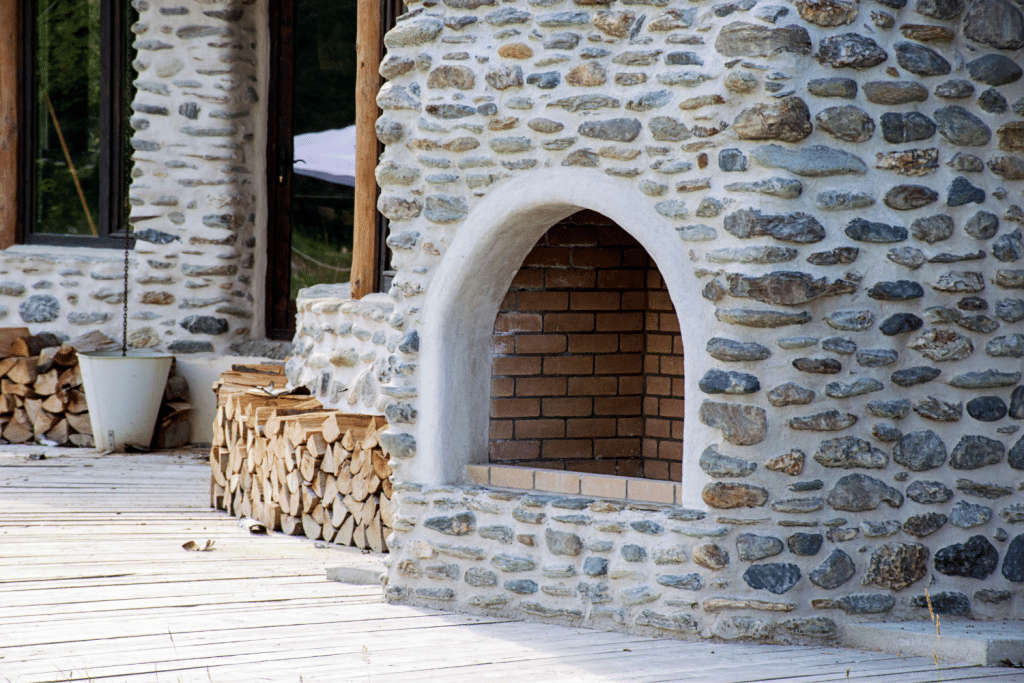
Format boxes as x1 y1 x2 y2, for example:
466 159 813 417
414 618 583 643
826 473 903 511
950 500 994 528
964 0 1024 50
894 41 950 76
1002 534 1024 582
884 185 938 211
934 106 992 147
815 105 874 142
903 512 948 538
965 211 999 240
857 349 899 366
880 112 936 144
787 533 824 556
743 563 801 594
736 533 784 561
621 544 647 562
949 434 1004 469
807 77 857 98
893 430 947 470
864 542 929 590
967 54 1022 86
845 219 907 243
18 295 59 323
698 369 760 395
700 446 758 478
815 33 888 69
935 535 999 579
733 97 813 142
692 543 730 570
809 549 856 589
863 80 928 104
907 480 954 504
880 313 923 336
702 482 769 508
967 396 1008 422
915 0 964 19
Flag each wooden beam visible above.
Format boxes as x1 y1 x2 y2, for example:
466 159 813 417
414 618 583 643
351 0 383 300
0 0 19 249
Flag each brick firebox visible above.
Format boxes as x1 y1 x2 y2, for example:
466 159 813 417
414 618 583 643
489 211 684 482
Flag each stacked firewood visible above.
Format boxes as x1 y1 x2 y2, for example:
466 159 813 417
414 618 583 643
0 328 117 446
0 328 193 448
210 365 394 553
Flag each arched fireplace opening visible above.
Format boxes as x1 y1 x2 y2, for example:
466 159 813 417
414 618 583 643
489 210 683 483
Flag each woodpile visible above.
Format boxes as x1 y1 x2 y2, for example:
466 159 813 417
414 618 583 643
0 328 192 448
210 365 394 553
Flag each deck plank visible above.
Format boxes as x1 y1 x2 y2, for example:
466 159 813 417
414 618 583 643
0 449 1017 683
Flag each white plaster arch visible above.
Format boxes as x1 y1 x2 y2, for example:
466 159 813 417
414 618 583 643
415 168 714 503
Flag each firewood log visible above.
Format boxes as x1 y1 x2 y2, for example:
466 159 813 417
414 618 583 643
7 357 38 385
66 412 92 436
34 369 59 396
301 513 322 541
9 332 60 358
0 327 30 356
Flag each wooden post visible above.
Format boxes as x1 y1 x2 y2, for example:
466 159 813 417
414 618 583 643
351 0 383 300
0 0 19 249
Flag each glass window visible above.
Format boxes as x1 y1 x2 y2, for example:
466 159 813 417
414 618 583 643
24 0 134 244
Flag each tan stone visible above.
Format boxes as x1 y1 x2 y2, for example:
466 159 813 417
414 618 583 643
566 62 607 87
765 449 805 476
614 73 647 86
487 117 518 131
703 597 796 612
678 94 725 111
796 0 858 26
140 291 175 305
997 121 1024 152
692 543 729 570
497 43 533 59
899 23 954 42
733 97 813 142
593 9 636 38
702 482 769 509
127 326 160 349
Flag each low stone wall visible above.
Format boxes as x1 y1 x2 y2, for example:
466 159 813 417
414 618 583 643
287 288 398 416
385 480 1024 642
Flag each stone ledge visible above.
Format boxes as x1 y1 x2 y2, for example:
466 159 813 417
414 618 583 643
842 620 1024 667
467 464 683 506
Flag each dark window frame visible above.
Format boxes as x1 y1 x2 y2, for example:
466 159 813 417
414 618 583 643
19 0 132 249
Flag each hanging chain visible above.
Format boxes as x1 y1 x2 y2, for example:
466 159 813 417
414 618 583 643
122 225 130 357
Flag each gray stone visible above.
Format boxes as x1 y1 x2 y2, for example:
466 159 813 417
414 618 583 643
724 178 803 200
743 563 801 594
910 215 954 245
577 581 611 603
772 497 824 513
655 574 703 591
787 533 823 556
989 156 1024 181
621 545 647 562
424 195 468 224
993 230 1024 262
806 248 860 268
935 535 999 579
180 315 228 335
546 529 584 556
950 435 1004 469
914 396 964 422
907 480 954 504
825 309 875 331
858 349 899 367
676 225 717 242
19 295 59 323
975 589 1013 604
1011 434 1024 467
909 328 974 361
766 382 815 407
894 41 950 76
884 185 938 211
822 337 857 355
864 80 928 104
583 557 609 577
631 520 664 535
964 0 1024 50
733 97 813 142
650 117 691 142
714 22 812 57
698 369 760 395
824 378 883 399
751 144 867 177
725 271 855 305
807 77 857 98
792 358 842 375
967 54 1022 86
485 6 531 24
815 106 874 143
504 579 538 594
526 71 560 89
826 473 904 511
915 0 964 18
1002 534 1024 582
706 337 771 362
891 366 941 387
863 542 929 590
880 112 936 144
790 410 856 431
979 88 1009 114
1002 506 1024 524
620 586 661 607
707 246 798 265
777 337 818 350
845 219 907 243
736 533 784 562
699 445 757 478
715 308 812 328
478 526 513 544
818 594 895 613
910 591 971 615
949 370 1019 389
815 33 887 68
817 191 874 212
167 341 213 354
880 313 924 335
957 478 1013 498
723 209 825 244
861 520 902 537
809 549 855 589
636 609 700 633
577 118 641 143
384 19 443 49
948 176 986 206
424 513 476 535
815 436 887 469
866 399 911 420
934 106 991 147
536 10 589 27
903 512 948 538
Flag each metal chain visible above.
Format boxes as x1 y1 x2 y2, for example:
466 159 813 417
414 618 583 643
122 225 130 357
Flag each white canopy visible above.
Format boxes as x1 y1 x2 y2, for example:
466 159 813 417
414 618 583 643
293 125 357 187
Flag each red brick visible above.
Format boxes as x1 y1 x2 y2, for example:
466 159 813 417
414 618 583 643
597 269 646 289
544 355 594 375
531 460 567 471
646 269 663 289
659 312 681 333
543 397 593 417
673 336 684 355
617 416 644 437
547 224 600 246
516 334 567 354
642 438 658 459
566 458 615 475
491 398 541 419
658 440 683 460
646 334 673 354
616 458 644 478
523 247 572 268
567 334 618 354
617 334 643 354
669 461 683 481
570 291 621 311
489 419 514 439
595 438 642 458
595 354 643 374
567 376 618 396
499 291 517 310
595 396 642 415
492 336 515 354
519 290 569 311
646 376 671 396
660 355 684 376
647 290 674 312
543 439 593 458
659 398 685 419
546 268 596 289
596 312 643 332
645 417 671 438
671 377 686 397
572 247 622 268
621 291 647 311
671 421 685 439
489 440 539 461
644 458 670 480
494 312 542 334
619 375 643 394
566 417 617 438
510 268 544 289
598 224 640 246
645 312 659 332
643 355 660 374
516 376 566 397
491 376 515 397
545 312 595 333
515 419 566 439
492 356 542 376
643 396 661 416
623 247 650 267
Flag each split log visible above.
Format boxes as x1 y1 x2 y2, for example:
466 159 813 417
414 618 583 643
10 332 60 358
7 357 37 385
0 327 30 355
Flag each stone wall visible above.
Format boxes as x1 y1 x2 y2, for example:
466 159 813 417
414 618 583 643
285 0 1024 639
2 0 266 356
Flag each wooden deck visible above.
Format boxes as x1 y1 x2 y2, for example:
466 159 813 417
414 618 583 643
1 448 1021 683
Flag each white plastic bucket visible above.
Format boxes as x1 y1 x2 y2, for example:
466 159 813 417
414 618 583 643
78 350 174 451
